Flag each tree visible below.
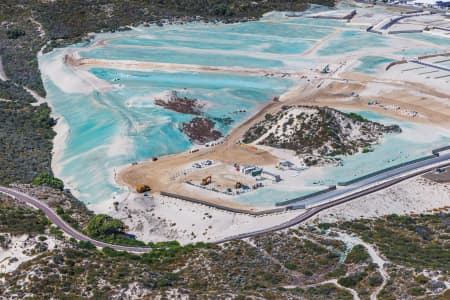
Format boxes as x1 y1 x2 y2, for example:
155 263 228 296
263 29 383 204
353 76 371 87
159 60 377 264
86 214 124 237
6 28 25 39
33 173 64 190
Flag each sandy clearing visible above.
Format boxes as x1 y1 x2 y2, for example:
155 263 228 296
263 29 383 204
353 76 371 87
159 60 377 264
105 192 303 244
305 176 450 224
0 234 62 274
0 56 8 81
73 56 306 79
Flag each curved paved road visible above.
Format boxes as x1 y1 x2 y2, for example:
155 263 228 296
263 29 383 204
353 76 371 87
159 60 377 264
1 156 449 249
0 187 151 253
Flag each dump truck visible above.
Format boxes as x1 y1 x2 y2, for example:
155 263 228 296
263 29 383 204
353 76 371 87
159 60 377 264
201 176 212 186
136 185 151 193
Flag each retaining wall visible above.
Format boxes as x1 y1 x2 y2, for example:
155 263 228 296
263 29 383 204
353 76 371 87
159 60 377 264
432 145 450 155
388 30 423 34
160 191 285 216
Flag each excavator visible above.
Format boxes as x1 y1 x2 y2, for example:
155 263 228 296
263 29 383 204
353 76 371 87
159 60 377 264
136 184 151 193
235 182 242 189
201 176 212 186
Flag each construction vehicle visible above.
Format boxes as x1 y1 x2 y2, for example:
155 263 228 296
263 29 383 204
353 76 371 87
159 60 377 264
321 64 330 74
136 185 151 193
201 176 212 186
235 182 242 189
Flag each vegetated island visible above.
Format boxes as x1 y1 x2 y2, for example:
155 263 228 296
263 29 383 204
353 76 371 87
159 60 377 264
242 106 401 166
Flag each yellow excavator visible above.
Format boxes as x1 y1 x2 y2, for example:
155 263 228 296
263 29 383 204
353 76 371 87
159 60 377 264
136 184 151 193
201 176 212 186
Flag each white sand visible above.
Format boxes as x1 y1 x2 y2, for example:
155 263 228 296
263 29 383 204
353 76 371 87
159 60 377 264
306 177 450 224
40 50 114 95
51 115 70 177
23 87 46 106
0 234 62 274
101 168 450 246
0 56 8 81
106 192 302 245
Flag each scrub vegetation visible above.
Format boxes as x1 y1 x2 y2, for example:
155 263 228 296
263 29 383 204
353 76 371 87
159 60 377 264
0 98 55 185
243 106 401 166
1 190 449 299
337 213 450 271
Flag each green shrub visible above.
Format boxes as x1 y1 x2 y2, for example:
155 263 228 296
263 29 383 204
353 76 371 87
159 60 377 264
415 274 429 284
86 214 124 237
368 275 383 286
50 226 64 239
345 112 368 122
338 272 366 288
362 147 373 153
408 286 425 296
78 240 96 250
326 265 347 278
33 173 64 190
345 245 370 264
6 28 26 39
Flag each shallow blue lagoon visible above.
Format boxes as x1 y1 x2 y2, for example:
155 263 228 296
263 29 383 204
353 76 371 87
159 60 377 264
83 46 285 69
317 30 389 56
109 35 314 55
43 60 292 204
40 10 450 208
214 21 333 40
397 33 450 47
353 56 394 74
394 48 442 57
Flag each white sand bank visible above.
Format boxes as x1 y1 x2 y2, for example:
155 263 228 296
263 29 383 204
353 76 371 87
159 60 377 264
306 177 450 224
103 193 302 245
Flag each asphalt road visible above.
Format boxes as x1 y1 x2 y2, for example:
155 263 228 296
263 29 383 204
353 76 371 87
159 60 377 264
1 153 449 249
0 187 151 253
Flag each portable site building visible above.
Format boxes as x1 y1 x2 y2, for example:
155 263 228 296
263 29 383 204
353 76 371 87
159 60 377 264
251 168 263 176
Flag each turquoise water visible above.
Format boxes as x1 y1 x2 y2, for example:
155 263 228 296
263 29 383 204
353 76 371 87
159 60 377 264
394 48 441 57
317 30 389 56
42 61 292 204
83 46 286 69
353 56 394 74
39 8 450 207
398 33 450 46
